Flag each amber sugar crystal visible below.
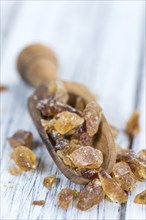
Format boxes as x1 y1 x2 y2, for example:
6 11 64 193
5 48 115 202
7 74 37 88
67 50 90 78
137 149 146 164
76 179 104 210
134 190 146 205
37 95 81 117
11 146 37 171
8 130 33 148
68 146 103 169
54 111 84 135
83 101 102 137
0 84 7 92
57 188 78 209
32 200 45 206
98 169 128 203
112 161 137 191
43 175 57 189
125 110 140 137
117 152 146 181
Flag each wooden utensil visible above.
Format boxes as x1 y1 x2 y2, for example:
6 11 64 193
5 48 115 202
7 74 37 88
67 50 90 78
17 44 58 87
28 82 116 184
18 44 116 184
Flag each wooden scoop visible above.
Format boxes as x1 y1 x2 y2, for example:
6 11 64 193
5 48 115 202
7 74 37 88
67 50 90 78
28 82 116 184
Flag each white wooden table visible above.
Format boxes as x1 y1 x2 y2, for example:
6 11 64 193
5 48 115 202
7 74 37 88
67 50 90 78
1 1 145 220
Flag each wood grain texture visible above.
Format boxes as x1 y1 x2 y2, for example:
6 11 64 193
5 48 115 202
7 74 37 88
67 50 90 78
1 1 145 220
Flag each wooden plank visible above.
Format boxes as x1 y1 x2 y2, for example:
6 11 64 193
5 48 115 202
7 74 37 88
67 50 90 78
1 0 23 60
1 1 20 34
125 64 146 220
1 1 145 220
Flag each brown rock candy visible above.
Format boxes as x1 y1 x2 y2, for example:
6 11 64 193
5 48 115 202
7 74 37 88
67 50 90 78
98 169 128 203
57 144 81 167
11 146 37 171
83 101 102 137
125 110 140 137
79 132 93 146
49 130 61 141
57 150 73 167
73 124 86 138
0 85 8 92
57 188 78 209
54 111 84 135
43 175 57 189
32 200 45 206
68 146 103 169
55 137 69 150
37 95 82 117
76 179 104 210
80 169 99 179
137 149 146 164
128 159 146 181
112 161 137 191
116 146 135 155
8 130 33 148
117 152 146 181
134 190 146 205
72 125 93 146
41 119 56 132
